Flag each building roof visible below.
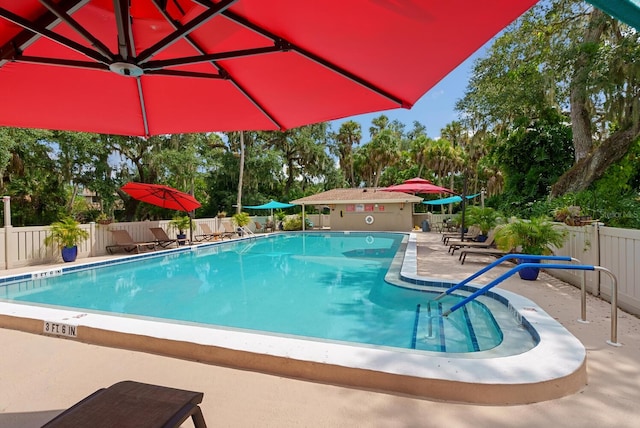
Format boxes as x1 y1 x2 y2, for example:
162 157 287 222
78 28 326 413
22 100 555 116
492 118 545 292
291 188 423 205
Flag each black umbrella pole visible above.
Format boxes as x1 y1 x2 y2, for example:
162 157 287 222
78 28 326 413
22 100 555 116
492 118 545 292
460 175 468 241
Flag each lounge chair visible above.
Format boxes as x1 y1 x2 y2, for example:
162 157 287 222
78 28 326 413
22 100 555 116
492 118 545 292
448 229 498 255
149 227 182 248
195 223 226 241
41 380 207 428
222 221 239 238
441 226 481 245
459 247 510 264
106 230 157 254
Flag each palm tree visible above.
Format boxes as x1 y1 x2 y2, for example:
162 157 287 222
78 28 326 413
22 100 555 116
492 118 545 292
367 128 400 188
334 121 362 187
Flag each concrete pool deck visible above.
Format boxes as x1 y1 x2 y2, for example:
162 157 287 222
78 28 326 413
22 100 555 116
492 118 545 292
1 231 640 427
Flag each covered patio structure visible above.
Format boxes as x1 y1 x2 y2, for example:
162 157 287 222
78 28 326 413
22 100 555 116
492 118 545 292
292 188 422 231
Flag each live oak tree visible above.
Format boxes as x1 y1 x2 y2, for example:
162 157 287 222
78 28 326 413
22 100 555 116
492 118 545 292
456 0 640 197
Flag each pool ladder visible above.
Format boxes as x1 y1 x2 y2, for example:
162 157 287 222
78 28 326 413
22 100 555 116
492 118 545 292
432 254 621 346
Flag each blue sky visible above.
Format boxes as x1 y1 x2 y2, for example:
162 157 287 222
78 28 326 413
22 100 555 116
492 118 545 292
330 44 490 140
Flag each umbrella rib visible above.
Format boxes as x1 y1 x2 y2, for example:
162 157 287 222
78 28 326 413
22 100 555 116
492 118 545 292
39 0 114 61
113 0 133 60
0 0 89 67
137 0 238 65
290 44 410 108
0 5 111 65
143 45 281 70
145 69 224 79
218 8 411 108
15 55 109 71
224 72 284 129
145 3 225 82
149 0 282 129
135 78 151 137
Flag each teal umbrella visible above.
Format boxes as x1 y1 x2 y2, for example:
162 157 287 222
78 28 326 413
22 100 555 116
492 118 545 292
244 200 296 224
422 193 480 205
244 200 296 210
588 0 640 30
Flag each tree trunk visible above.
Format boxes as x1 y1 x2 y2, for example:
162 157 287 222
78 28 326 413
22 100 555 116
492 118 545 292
236 131 244 214
569 9 606 162
551 127 639 196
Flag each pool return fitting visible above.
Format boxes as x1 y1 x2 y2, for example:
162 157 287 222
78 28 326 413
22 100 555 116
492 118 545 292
433 254 621 346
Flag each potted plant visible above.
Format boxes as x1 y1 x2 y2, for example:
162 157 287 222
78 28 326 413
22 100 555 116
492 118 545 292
44 217 90 262
552 205 581 225
465 206 501 241
96 212 113 225
232 212 251 235
274 211 287 230
169 215 191 244
494 216 567 280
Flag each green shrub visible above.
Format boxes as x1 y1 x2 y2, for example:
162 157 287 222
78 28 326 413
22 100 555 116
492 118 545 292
232 212 251 227
44 217 89 249
495 216 567 255
465 206 502 235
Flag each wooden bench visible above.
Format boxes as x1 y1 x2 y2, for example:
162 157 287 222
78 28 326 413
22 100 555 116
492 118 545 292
42 380 207 428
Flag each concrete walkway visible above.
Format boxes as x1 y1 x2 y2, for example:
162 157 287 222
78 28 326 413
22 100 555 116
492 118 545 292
1 232 639 427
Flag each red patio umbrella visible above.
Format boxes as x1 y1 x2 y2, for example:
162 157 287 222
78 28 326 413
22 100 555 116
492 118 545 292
0 1 537 136
381 177 455 195
121 182 201 212
122 182 200 242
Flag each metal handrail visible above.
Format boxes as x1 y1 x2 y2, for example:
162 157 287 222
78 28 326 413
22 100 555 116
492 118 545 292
435 253 592 325
435 254 576 300
439 262 620 346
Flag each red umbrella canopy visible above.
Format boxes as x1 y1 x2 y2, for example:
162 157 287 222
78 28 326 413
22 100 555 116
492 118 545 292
121 182 201 212
381 177 455 195
0 1 537 136
403 177 433 185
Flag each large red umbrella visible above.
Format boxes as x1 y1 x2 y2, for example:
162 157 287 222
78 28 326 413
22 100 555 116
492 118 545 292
121 182 201 212
381 177 455 195
122 182 200 241
0 1 537 136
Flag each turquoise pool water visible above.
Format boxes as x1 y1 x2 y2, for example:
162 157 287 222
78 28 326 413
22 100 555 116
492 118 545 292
1 232 507 353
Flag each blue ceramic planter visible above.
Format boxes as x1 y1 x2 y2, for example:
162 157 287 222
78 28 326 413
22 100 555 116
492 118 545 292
518 258 541 280
61 246 78 262
177 233 187 245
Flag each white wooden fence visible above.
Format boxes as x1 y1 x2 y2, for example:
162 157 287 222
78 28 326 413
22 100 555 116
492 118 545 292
0 214 328 269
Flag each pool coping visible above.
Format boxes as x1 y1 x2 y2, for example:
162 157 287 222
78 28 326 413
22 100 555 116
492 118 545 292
0 233 587 404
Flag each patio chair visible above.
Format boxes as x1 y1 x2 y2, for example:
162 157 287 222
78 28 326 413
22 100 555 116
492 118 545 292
41 380 207 428
254 221 265 233
149 227 182 248
441 226 481 245
195 223 226 241
264 220 275 232
448 228 498 255
106 230 157 254
458 247 510 264
222 222 239 239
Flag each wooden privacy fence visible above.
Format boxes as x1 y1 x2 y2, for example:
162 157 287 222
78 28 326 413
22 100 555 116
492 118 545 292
0 214 329 270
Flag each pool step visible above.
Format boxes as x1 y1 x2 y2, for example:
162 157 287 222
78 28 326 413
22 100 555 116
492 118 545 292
412 301 499 353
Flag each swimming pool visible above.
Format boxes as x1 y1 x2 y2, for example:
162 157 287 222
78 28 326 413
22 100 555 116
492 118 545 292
0 232 524 353
0 232 586 404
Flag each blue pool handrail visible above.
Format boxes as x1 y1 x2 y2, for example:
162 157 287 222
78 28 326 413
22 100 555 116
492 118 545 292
434 254 573 301
443 263 595 317
437 261 620 346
